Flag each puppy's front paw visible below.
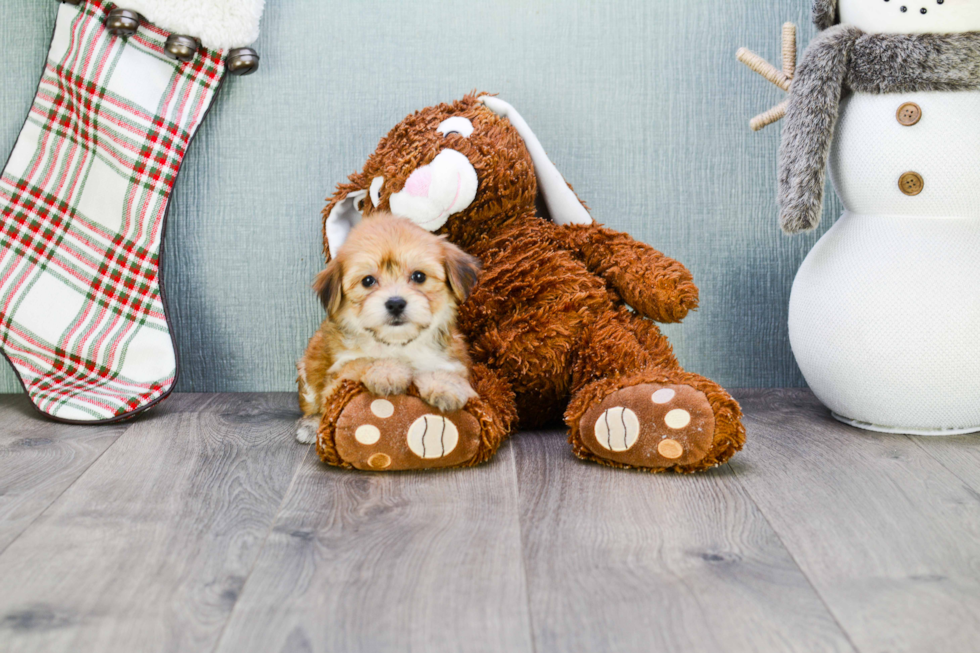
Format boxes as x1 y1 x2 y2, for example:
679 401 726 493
296 415 321 444
362 360 412 397
415 372 477 413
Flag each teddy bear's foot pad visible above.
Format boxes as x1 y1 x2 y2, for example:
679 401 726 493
579 384 716 469
333 393 482 471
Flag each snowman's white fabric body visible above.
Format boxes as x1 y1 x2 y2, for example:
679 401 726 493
788 0 980 434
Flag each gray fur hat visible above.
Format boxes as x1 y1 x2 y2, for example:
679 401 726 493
814 0 837 30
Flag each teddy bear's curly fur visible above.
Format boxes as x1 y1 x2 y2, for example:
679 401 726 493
310 93 744 473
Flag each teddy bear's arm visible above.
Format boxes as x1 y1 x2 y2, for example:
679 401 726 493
554 224 699 323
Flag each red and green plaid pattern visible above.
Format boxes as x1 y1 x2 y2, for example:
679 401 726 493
0 0 225 422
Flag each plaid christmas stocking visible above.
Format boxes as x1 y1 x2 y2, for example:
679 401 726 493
0 0 259 423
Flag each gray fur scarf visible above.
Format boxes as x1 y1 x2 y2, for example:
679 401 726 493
778 26 980 232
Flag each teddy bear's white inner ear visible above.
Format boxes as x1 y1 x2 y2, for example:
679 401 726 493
325 189 367 258
480 96 592 226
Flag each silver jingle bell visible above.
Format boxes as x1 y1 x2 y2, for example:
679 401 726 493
164 34 201 62
226 48 260 76
105 8 142 38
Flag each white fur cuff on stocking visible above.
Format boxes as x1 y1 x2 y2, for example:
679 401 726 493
110 0 265 50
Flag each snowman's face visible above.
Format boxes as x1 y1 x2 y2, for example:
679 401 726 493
839 0 980 33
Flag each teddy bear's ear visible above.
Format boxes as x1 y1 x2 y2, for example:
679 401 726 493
480 96 593 227
323 188 368 260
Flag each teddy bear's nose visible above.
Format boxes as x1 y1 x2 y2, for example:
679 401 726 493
403 167 433 198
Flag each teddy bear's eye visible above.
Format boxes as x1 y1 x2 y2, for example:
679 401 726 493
437 117 474 138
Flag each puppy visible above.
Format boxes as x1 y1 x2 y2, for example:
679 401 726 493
295 214 481 444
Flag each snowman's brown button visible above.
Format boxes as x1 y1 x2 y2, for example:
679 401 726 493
896 102 922 127
899 172 924 196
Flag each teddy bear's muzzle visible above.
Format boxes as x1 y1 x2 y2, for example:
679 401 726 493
389 149 478 232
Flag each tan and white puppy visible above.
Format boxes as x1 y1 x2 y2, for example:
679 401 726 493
295 214 480 444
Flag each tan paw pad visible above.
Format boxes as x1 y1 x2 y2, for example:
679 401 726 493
657 439 684 459
355 424 381 445
406 415 459 459
371 399 394 418
594 407 640 452
664 409 691 429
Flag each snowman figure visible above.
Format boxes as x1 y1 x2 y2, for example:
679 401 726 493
742 0 980 434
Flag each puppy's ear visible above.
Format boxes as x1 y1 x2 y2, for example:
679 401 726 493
443 242 481 303
313 261 344 315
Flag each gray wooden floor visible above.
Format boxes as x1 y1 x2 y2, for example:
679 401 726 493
1 390 979 653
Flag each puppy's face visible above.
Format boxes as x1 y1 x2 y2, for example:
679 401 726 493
314 216 479 346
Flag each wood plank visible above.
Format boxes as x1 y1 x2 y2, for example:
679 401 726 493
0 394 131 553
907 430 980 495
0 393 306 653
734 389 980 653
514 430 854 653
215 441 534 653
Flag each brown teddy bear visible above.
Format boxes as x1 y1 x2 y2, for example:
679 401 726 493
309 93 744 473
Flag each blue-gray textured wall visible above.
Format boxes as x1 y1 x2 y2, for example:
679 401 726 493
0 0 841 393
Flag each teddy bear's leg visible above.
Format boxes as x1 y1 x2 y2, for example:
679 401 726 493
566 311 745 473
314 364 517 472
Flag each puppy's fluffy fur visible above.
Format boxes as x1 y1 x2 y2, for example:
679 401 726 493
296 215 481 443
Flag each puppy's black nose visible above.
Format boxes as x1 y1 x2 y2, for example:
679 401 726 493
385 297 407 316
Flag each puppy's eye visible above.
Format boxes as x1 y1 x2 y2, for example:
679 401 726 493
411 271 427 284
361 276 376 288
